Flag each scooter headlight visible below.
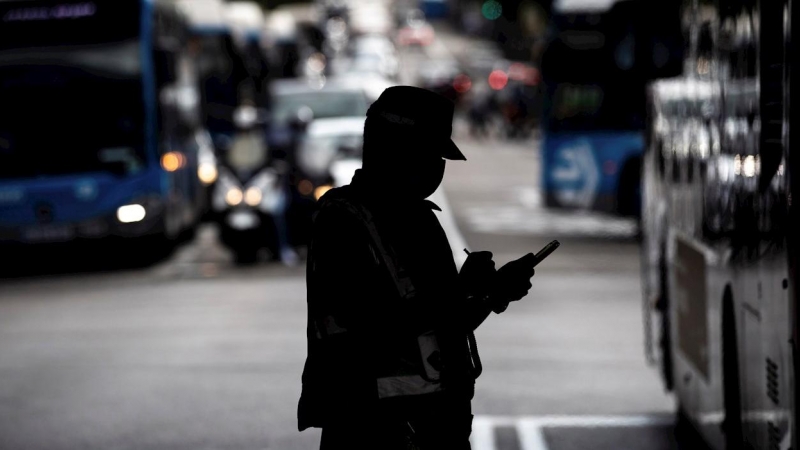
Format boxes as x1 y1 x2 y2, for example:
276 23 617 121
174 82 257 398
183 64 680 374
225 187 243 206
244 186 263 206
246 169 283 213
212 169 242 211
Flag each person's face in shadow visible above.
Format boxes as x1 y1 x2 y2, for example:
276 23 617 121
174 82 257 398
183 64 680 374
386 136 446 200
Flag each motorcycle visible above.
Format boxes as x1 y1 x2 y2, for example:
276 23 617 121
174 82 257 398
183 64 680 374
210 105 290 263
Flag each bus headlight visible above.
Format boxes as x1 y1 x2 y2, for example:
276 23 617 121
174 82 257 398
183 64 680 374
244 186 262 206
117 204 146 223
198 162 218 185
225 187 243 206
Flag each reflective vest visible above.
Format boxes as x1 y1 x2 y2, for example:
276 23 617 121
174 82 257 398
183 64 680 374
310 196 445 399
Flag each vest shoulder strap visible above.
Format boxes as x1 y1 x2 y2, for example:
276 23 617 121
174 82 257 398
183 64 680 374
321 197 417 300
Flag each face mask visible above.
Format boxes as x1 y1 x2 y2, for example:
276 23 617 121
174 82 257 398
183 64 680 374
406 157 445 200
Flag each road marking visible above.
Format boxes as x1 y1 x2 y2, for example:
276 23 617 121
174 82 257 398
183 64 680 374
430 187 469 269
517 418 549 450
471 416 498 450
470 414 675 450
464 187 638 239
550 140 600 210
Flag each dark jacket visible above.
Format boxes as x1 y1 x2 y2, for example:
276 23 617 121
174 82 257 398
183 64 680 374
298 169 492 438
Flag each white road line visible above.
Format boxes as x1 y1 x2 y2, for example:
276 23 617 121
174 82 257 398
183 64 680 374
471 416 499 450
401 28 468 267
430 187 469 269
517 418 549 450
462 187 638 239
470 415 675 450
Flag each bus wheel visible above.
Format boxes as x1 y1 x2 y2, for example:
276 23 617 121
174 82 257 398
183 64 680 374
722 290 744 450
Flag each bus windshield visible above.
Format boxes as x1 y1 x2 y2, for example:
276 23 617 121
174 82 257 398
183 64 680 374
0 41 146 179
541 8 647 134
545 81 646 132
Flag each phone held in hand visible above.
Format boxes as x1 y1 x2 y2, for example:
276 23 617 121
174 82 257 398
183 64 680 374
532 240 560 267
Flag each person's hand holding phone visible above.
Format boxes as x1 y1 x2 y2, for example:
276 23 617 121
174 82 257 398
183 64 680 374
490 253 537 311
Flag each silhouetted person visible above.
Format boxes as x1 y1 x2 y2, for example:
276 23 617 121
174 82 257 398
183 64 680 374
468 88 499 138
298 86 537 449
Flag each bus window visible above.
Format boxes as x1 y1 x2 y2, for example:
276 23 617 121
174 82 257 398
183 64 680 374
0 40 146 179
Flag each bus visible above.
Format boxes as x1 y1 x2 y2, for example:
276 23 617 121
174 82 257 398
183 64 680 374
0 0 205 249
539 0 682 216
641 0 797 448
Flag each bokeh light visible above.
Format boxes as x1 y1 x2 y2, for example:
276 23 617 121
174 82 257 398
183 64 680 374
488 69 508 90
314 185 332 201
161 152 184 172
481 0 502 20
298 179 314 197
453 74 472 93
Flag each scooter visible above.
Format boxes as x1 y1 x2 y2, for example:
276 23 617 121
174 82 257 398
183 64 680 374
210 105 290 263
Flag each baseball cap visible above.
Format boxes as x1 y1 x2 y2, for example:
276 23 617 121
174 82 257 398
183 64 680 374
366 86 466 161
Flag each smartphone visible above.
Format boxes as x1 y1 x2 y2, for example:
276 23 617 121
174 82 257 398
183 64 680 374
532 240 560 267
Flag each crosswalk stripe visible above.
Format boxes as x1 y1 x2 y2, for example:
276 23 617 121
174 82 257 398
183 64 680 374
461 187 638 239
470 415 675 450
471 416 499 450
516 418 548 450
431 187 469 269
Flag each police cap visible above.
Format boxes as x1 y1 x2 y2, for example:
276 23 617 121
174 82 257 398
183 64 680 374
366 86 466 161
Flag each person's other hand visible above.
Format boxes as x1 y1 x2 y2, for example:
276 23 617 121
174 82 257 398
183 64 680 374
491 253 536 306
459 251 496 298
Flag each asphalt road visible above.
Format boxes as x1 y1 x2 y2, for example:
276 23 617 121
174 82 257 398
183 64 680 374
0 27 691 450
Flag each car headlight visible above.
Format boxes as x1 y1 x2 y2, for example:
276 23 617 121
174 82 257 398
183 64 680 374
198 162 218 185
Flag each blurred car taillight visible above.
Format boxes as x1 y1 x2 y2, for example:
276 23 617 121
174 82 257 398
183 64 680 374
397 24 435 47
507 62 541 86
488 70 508 90
453 74 472 93
419 27 434 46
